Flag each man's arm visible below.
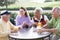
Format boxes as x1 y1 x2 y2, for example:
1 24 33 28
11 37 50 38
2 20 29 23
43 18 53 28
0 24 10 37
37 28 58 34
37 23 60 34
9 21 22 33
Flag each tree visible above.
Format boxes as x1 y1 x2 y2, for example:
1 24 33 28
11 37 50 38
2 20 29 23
0 0 5 6
0 0 16 9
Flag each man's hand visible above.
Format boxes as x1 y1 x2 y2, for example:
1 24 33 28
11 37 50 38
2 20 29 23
37 29 44 34
11 30 18 33
37 28 58 34
11 27 19 33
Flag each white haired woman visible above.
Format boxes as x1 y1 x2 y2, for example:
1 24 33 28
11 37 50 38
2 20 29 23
32 8 49 27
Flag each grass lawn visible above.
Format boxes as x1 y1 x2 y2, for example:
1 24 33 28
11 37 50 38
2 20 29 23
0 1 60 9
8 1 60 8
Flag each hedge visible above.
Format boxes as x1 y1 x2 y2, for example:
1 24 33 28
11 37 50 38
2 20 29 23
0 7 52 11
10 12 52 20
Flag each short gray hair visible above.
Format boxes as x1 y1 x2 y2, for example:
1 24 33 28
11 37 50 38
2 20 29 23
52 7 60 15
34 8 43 14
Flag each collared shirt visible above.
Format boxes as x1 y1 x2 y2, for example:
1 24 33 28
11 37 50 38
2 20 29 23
0 19 14 40
40 15 49 21
47 16 60 37
32 15 49 22
16 15 32 27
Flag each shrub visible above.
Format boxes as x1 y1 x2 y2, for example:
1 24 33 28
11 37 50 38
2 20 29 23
42 7 52 10
10 12 17 19
43 12 52 20
10 12 52 20
26 7 35 10
0 7 52 10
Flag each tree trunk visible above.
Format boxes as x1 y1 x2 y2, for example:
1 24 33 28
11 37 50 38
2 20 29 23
5 0 8 9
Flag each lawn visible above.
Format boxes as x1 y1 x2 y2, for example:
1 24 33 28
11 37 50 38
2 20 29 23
0 1 60 10
8 1 60 8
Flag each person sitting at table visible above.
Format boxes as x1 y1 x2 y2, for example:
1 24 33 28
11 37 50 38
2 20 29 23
37 7 60 40
32 8 49 27
0 10 22 40
16 7 32 29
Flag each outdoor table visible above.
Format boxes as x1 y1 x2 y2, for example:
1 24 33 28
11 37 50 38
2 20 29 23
9 27 51 40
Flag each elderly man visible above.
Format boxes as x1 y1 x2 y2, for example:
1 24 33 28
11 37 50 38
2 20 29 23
37 7 60 40
0 11 21 40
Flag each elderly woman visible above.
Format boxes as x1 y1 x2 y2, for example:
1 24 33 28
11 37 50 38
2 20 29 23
32 8 49 27
37 7 60 40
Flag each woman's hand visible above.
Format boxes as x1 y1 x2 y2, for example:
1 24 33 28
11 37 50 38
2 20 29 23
22 22 30 28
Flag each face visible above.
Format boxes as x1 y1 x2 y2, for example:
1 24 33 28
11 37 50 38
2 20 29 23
34 10 41 17
52 9 59 19
19 9 25 16
2 14 10 22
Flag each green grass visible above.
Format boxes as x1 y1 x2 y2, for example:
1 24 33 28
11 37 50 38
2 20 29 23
8 1 60 8
0 1 60 9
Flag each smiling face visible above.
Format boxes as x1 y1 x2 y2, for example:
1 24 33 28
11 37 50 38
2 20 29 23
52 8 59 19
34 9 41 19
19 9 25 16
2 14 10 22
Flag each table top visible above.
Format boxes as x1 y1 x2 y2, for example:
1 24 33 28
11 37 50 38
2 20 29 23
9 27 51 39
